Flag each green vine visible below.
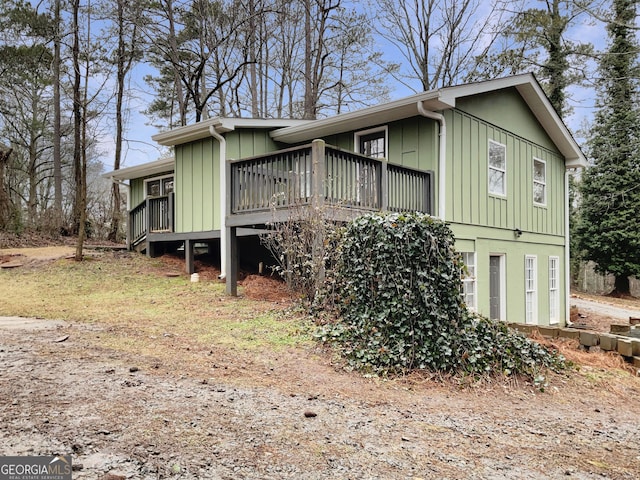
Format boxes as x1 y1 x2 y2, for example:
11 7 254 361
317 211 566 380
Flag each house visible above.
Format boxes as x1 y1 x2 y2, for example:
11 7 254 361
106 73 587 326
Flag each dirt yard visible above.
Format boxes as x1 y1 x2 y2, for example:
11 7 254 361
1 248 640 479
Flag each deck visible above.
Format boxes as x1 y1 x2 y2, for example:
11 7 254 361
128 139 433 294
226 140 432 227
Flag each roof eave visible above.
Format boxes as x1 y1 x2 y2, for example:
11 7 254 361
103 157 175 181
270 91 446 144
152 118 312 146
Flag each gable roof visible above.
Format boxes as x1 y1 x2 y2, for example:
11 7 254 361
270 73 587 168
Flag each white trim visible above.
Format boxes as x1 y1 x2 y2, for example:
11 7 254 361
153 117 311 147
270 73 587 169
488 140 507 197
104 157 175 181
143 173 174 199
354 125 388 159
564 170 571 325
461 252 477 312
549 256 560 324
525 255 538 325
533 157 547 206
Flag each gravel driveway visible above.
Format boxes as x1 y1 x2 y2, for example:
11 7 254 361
2 318 640 479
570 297 640 322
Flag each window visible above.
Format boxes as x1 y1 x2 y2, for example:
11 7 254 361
460 252 477 311
549 256 560 324
356 127 387 159
145 174 174 198
533 158 546 205
488 140 506 196
525 255 537 324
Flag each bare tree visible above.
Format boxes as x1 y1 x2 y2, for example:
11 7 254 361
51 0 63 233
106 0 145 241
469 0 596 117
373 0 502 90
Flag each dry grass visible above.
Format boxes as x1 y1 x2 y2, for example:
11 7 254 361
0 251 309 367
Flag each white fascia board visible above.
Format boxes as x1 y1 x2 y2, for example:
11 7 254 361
271 91 447 144
514 82 588 169
152 118 311 146
103 157 175 181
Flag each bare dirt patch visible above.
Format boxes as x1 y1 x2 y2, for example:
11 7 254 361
1 249 640 479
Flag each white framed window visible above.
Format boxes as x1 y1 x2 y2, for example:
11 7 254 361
355 126 387 159
460 252 477 311
144 174 174 198
533 158 546 205
525 255 538 324
549 256 560 324
488 140 506 196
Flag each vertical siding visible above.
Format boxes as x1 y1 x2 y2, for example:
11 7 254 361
446 109 565 237
176 138 216 232
174 129 280 233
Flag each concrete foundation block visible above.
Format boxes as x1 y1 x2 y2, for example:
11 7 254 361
559 328 580 340
633 356 640 368
510 323 536 335
538 326 559 338
611 324 631 334
633 339 640 356
579 331 600 347
617 338 633 357
599 334 618 352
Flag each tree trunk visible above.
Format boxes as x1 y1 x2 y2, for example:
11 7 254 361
108 0 126 243
72 0 82 239
0 146 12 229
611 275 631 297
52 0 63 233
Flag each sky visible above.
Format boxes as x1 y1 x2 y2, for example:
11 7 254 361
101 0 614 172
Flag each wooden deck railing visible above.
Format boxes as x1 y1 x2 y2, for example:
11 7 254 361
129 140 432 248
128 194 174 249
129 200 147 247
147 194 174 232
229 139 432 219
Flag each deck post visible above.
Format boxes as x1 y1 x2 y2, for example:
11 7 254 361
311 139 325 210
380 160 388 211
168 193 174 232
311 140 326 292
225 226 238 296
185 239 194 274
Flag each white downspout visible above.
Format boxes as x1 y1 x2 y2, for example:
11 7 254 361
209 125 227 279
564 169 572 326
417 101 446 219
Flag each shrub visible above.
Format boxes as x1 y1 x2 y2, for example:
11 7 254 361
318 211 566 380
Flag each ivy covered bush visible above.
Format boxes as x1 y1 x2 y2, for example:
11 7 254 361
318 212 566 380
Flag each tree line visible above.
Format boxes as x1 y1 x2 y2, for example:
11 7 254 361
1 0 638 295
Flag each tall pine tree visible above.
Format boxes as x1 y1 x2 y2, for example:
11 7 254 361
576 0 640 296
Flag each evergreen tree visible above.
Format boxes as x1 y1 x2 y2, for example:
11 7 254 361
576 0 640 296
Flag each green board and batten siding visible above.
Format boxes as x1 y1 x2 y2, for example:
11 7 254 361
174 129 280 233
447 88 567 325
